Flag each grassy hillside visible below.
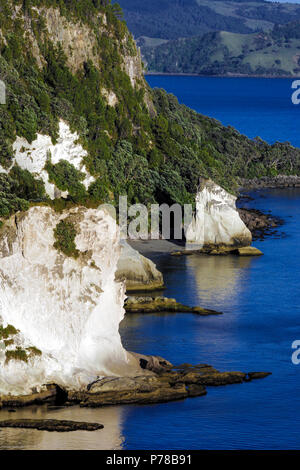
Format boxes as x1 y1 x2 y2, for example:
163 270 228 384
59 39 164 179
1 0 300 221
143 25 300 76
117 0 300 41
117 0 300 76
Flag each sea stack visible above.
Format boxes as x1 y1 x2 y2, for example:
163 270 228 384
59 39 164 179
186 178 252 250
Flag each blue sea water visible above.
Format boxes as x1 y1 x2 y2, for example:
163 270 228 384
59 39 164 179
147 76 300 148
120 189 300 449
0 77 300 450
119 77 300 450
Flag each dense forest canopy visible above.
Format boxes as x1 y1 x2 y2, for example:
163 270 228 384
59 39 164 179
0 0 300 222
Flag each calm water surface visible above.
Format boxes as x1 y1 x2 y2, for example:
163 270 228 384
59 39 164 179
0 78 300 450
147 76 300 147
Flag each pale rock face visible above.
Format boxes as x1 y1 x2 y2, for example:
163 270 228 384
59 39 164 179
0 206 139 395
101 88 118 107
116 240 164 292
0 120 95 200
186 179 252 249
36 7 100 71
123 46 144 88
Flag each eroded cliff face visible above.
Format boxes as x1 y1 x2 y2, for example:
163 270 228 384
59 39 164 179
18 5 150 106
0 120 94 199
186 178 252 249
0 206 140 395
41 7 101 71
116 240 164 292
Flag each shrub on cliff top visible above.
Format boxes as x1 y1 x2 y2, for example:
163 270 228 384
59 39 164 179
45 159 87 202
53 219 79 258
0 174 30 218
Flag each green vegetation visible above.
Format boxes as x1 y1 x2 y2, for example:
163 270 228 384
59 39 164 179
1 0 300 224
117 0 300 41
143 25 300 76
0 0 148 213
53 220 79 258
0 174 30 218
5 347 28 363
151 90 300 192
0 324 42 361
26 346 42 357
0 324 19 340
45 159 87 202
9 166 46 201
117 0 300 76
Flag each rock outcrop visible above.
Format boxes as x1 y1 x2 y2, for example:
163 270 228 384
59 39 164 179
0 206 142 395
0 353 271 408
68 362 271 407
235 247 263 256
8 3 153 111
0 419 104 432
238 207 282 240
186 178 252 250
125 296 222 315
116 240 164 292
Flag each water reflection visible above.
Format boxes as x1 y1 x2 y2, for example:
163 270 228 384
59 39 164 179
186 255 252 308
0 404 125 450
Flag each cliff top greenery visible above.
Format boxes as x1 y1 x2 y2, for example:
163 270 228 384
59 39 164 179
1 0 300 221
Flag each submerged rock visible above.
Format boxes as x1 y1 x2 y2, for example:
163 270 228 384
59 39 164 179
116 240 164 292
186 178 252 250
0 419 103 432
125 296 222 315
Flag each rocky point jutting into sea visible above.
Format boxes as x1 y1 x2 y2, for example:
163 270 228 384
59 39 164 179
0 203 271 408
0 172 271 407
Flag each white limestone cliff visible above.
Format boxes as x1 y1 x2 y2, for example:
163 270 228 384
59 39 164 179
0 120 95 200
186 178 252 249
116 240 164 292
0 206 140 395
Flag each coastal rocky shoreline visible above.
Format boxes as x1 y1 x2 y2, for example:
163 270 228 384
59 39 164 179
0 355 271 413
171 245 263 257
238 207 283 241
239 175 300 190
